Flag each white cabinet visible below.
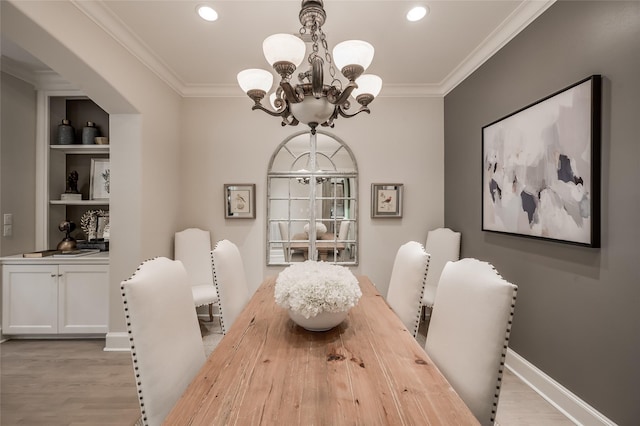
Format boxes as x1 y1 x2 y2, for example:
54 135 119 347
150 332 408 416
2 265 58 334
58 264 109 333
2 255 109 335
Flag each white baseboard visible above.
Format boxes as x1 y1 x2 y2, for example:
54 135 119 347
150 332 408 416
103 331 130 351
505 349 617 426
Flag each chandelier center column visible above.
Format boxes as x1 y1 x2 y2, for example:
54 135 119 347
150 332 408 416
308 127 318 260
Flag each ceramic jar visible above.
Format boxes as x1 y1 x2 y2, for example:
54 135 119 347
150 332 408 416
57 119 75 145
82 121 99 145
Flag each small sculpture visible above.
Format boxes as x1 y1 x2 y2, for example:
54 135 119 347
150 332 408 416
65 170 80 194
57 220 77 251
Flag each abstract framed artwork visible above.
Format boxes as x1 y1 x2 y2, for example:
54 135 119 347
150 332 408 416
482 75 601 247
224 184 256 219
371 184 403 218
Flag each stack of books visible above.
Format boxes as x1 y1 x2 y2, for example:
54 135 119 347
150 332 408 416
22 249 60 258
22 249 101 258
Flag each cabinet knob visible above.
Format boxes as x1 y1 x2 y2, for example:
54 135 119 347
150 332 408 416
51 274 56 277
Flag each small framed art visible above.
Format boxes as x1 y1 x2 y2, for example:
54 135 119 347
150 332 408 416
371 183 403 218
224 184 256 219
90 158 110 200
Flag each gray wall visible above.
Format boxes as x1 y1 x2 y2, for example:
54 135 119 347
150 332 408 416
0 71 37 257
444 2 639 424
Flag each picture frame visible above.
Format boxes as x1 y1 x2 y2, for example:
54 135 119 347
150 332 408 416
90 158 110 200
482 75 601 247
371 184 403 218
80 209 109 241
96 211 110 241
224 184 256 219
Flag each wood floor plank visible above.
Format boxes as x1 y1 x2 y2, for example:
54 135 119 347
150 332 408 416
1 339 141 426
1 321 573 425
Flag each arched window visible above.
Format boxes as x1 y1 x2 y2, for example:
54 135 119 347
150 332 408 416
267 130 358 265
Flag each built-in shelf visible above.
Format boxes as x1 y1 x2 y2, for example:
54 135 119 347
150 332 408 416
50 145 109 155
50 200 109 206
39 95 110 249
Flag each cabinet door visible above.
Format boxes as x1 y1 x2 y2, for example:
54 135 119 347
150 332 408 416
2 265 59 334
58 264 109 334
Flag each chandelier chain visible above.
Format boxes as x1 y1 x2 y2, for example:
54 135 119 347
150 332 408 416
318 26 340 89
309 21 320 62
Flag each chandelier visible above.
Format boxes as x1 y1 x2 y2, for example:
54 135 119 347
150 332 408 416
237 0 382 130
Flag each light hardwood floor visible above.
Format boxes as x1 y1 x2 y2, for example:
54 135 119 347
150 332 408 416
1 320 574 425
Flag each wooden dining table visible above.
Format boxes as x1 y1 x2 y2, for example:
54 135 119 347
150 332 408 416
289 232 346 261
164 275 479 425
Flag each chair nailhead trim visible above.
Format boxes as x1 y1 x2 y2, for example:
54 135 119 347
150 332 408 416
489 283 517 423
121 256 164 426
211 246 228 335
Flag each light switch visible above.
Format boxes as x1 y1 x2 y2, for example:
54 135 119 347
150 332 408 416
3 213 12 225
3 224 12 237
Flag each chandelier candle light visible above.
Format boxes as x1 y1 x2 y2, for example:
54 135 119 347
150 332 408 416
237 0 382 131
275 261 362 331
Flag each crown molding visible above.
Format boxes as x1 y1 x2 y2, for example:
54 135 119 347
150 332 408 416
70 0 186 94
71 0 556 99
180 84 245 98
379 84 444 98
1 55 37 86
1 55 78 91
440 0 556 95
34 71 80 91
180 83 444 98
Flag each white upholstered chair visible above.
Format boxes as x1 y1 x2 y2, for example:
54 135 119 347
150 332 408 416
424 258 517 426
175 228 219 322
211 239 251 334
337 220 351 260
121 257 206 426
278 221 292 262
386 241 430 338
421 227 461 318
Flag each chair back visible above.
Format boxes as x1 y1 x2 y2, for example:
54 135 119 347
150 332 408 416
278 222 291 262
424 258 517 426
121 257 206 426
386 241 430 337
337 220 350 240
278 221 289 240
422 227 461 307
211 240 251 334
175 228 213 288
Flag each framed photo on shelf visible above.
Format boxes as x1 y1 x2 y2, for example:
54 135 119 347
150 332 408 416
482 75 601 247
224 184 256 219
371 183 403 218
90 158 110 200
80 209 109 241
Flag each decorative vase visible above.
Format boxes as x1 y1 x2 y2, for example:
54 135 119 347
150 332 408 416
288 309 348 332
57 119 75 145
304 222 328 238
82 121 99 145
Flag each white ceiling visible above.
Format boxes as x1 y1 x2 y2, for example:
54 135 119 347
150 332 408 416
1 0 554 97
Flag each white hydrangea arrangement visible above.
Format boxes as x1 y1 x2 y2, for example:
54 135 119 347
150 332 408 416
303 222 327 236
275 260 362 319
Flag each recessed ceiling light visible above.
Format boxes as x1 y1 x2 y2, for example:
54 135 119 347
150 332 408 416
197 5 218 22
407 6 429 22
